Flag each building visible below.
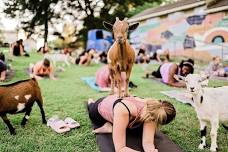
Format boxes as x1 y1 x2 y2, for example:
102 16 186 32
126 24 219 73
129 0 228 61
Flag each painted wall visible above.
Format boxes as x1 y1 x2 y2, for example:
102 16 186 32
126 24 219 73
130 7 228 60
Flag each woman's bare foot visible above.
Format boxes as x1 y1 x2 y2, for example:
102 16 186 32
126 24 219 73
92 122 112 134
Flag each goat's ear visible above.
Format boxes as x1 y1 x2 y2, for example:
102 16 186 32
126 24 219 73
174 75 185 82
103 21 113 31
129 23 139 32
200 79 209 87
199 74 209 86
199 74 210 82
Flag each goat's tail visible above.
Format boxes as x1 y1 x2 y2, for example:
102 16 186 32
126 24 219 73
222 124 228 130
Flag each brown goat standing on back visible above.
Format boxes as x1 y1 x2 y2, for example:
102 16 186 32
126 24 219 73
0 78 46 135
103 17 139 97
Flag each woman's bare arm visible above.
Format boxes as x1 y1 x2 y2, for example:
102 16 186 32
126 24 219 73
49 65 57 80
167 64 186 88
113 103 139 152
0 70 6 81
142 121 158 152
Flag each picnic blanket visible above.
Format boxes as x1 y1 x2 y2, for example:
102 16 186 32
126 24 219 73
91 119 183 152
161 90 193 106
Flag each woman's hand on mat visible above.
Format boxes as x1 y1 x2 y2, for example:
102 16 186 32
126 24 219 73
119 146 140 152
92 122 112 134
145 148 158 152
143 145 158 152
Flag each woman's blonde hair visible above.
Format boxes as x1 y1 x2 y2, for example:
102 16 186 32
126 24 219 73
140 99 176 125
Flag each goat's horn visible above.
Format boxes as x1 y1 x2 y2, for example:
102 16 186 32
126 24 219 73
116 17 119 21
124 17 128 21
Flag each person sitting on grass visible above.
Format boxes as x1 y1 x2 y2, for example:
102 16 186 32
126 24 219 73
204 56 227 77
0 53 7 81
149 59 194 87
30 58 57 80
11 39 24 56
95 65 137 91
10 39 29 57
87 94 176 152
75 48 96 66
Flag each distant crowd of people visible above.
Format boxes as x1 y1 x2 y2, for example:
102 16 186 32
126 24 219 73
1 39 228 84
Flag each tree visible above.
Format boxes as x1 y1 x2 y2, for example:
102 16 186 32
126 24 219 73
4 0 60 43
0 20 4 46
3 0 164 47
63 0 163 45
127 2 161 17
53 22 76 48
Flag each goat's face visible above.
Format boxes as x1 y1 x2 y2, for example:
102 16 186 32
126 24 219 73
185 74 203 94
175 74 209 94
103 17 139 44
113 19 129 44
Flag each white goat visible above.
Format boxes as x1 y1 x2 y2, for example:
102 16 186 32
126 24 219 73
44 53 70 66
175 74 228 152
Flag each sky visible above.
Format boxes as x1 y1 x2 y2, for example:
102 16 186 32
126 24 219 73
0 1 18 31
0 0 71 47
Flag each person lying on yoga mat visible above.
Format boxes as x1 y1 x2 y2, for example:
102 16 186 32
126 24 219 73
30 58 57 80
149 59 194 87
95 65 137 91
87 95 176 152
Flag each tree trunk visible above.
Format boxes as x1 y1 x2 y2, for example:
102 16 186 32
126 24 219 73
44 9 48 43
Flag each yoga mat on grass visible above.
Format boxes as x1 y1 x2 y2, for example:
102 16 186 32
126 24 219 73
92 121 183 152
210 75 228 81
81 77 101 92
81 76 133 92
161 90 193 106
142 76 164 84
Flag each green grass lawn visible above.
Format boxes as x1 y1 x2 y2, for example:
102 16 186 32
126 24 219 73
0 52 227 152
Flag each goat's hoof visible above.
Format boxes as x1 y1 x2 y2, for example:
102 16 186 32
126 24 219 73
21 121 26 126
124 93 129 97
43 120 47 124
10 130 16 135
198 144 206 150
210 146 218 152
118 95 123 98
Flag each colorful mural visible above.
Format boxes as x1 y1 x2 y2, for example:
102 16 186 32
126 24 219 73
130 10 228 60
